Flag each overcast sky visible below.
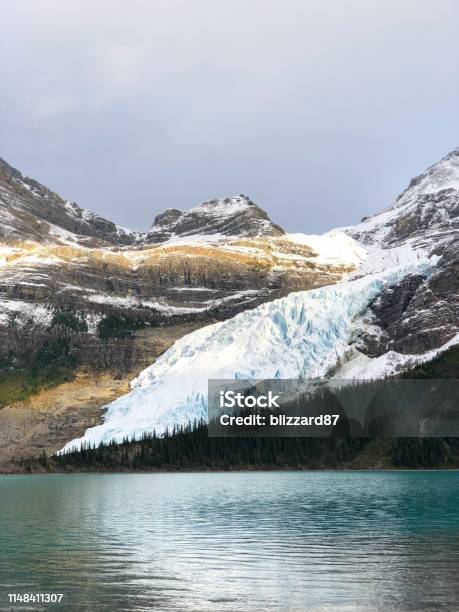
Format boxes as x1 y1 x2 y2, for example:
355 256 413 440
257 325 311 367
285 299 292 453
0 0 457 233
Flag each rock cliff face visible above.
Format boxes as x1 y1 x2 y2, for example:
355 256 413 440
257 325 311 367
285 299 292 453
0 322 203 469
360 242 457 356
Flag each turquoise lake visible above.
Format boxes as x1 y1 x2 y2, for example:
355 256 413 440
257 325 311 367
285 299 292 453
1 471 458 611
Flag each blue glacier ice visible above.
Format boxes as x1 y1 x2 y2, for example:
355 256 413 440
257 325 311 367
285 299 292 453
60 256 432 453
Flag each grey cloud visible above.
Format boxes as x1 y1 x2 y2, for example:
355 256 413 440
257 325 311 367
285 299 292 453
0 0 457 232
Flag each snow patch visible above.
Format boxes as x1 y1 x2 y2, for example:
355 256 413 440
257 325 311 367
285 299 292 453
287 231 367 267
0 299 52 327
86 289 261 314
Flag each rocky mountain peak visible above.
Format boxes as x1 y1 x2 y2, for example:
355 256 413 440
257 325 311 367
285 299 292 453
146 194 285 243
348 147 459 249
152 208 183 227
394 147 459 207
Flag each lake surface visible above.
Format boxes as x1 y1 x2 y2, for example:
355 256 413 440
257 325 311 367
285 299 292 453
1 472 459 611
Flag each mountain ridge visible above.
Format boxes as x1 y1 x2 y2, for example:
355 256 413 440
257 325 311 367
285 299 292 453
0 148 457 461
0 156 285 245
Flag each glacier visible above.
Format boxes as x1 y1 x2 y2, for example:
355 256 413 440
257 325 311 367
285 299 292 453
60 253 433 453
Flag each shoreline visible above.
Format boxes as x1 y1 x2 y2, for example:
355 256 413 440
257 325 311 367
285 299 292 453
2 466 459 476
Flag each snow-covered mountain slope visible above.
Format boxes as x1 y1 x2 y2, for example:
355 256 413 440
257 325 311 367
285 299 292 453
346 147 458 248
61 253 434 450
61 147 459 452
0 232 360 329
345 148 458 357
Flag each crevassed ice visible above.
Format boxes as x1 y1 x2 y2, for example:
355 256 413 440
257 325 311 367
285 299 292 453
60 257 432 453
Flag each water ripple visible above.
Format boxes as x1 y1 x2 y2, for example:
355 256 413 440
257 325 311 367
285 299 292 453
1 472 459 610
